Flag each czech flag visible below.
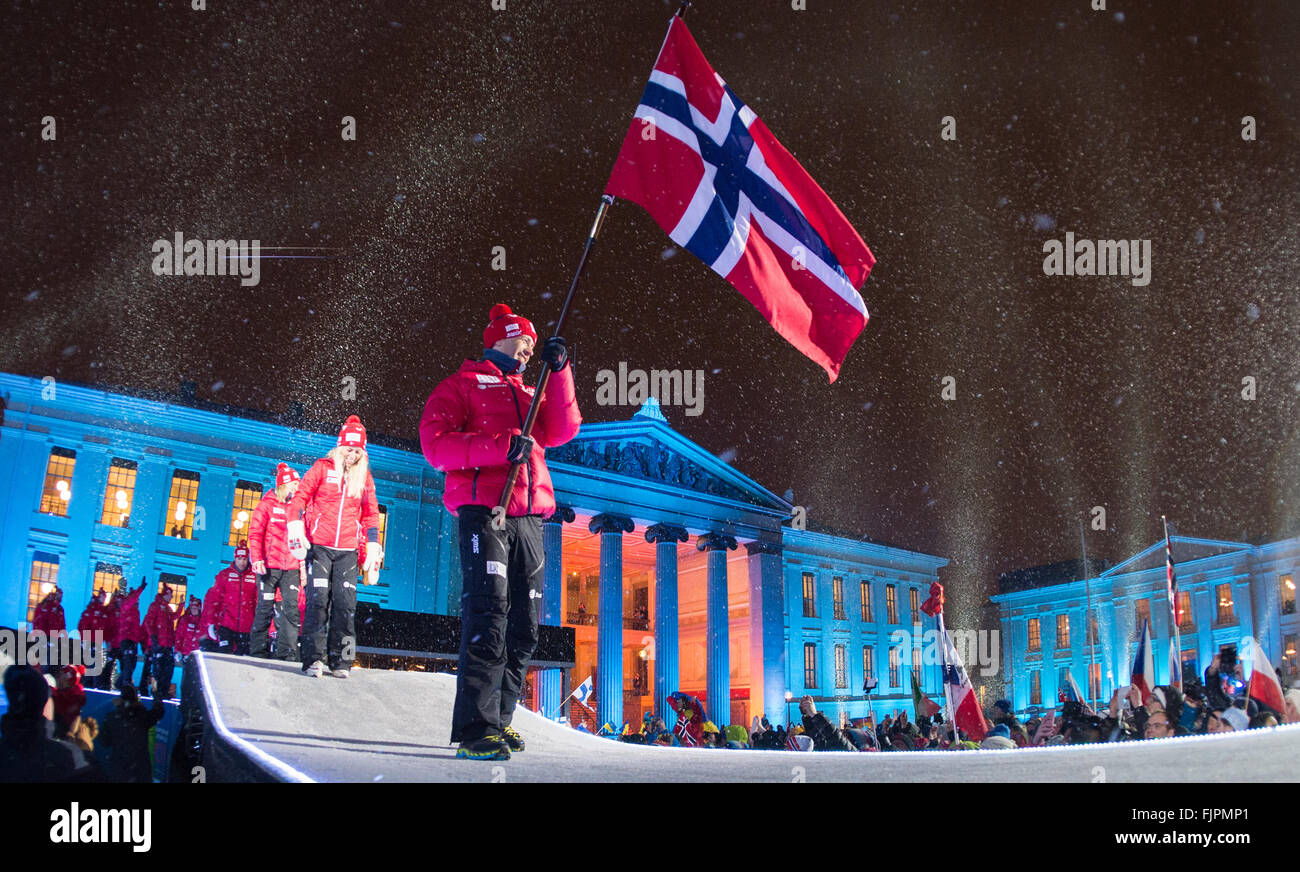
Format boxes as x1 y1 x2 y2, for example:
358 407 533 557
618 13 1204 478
1130 619 1154 705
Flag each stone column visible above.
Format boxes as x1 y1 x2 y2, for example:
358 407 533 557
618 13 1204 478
646 523 688 728
537 506 574 718
746 539 786 724
698 532 737 726
590 513 634 730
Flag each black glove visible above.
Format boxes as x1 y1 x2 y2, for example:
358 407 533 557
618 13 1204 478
539 336 569 371
506 434 535 465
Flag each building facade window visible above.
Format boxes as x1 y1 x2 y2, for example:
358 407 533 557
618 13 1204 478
1283 634 1298 680
1089 662 1101 701
910 587 920 625
886 585 898 624
911 643 922 678
1030 670 1041 706
860 581 872 622
1134 599 1151 638
92 563 125 599
832 576 846 620
165 470 201 539
98 459 138 527
1281 574 1296 615
862 646 874 682
803 642 818 689
1177 591 1195 630
1027 618 1040 652
1088 613 1099 647
27 553 60 623
39 447 76 516
158 572 187 608
228 481 262 545
888 645 900 688
1056 614 1070 649
1215 583 1235 625
802 572 816 618
834 644 847 688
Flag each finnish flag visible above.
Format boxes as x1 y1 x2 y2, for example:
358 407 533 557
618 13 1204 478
572 676 595 708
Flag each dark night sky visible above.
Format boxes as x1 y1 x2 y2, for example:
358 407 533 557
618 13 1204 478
4 0 1299 627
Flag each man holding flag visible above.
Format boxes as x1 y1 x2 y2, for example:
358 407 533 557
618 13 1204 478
420 304 582 761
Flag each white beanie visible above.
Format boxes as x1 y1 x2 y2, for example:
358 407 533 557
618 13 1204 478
1220 706 1248 732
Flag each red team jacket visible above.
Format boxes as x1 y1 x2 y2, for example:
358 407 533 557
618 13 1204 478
115 585 147 645
419 358 581 517
203 562 258 634
32 591 66 636
101 599 122 647
248 489 301 570
173 597 205 656
288 458 381 550
77 597 107 640
141 586 178 648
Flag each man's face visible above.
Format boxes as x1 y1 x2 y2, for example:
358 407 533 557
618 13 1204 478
235 556 249 571
1144 714 1172 738
342 446 363 468
493 335 534 367
1206 712 1230 733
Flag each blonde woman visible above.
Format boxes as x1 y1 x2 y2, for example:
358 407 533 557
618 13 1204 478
286 417 382 678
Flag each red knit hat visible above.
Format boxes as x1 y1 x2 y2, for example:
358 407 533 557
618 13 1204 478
234 539 250 560
337 415 367 449
482 303 537 348
275 462 300 488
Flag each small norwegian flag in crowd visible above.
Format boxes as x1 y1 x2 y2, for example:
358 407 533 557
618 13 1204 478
605 16 875 382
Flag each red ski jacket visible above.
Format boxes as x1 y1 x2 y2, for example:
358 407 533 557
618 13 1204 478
142 587 178 648
101 600 121 647
248 490 300 570
204 563 258 634
174 597 205 656
419 358 581 517
116 585 147 645
32 592 66 636
77 598 108 640
288 458 381 550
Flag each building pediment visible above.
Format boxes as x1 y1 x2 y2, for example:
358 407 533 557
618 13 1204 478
545 399 790 513
1100 536 1250 578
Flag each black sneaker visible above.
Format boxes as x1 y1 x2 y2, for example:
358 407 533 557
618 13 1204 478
456 733 511 761
502 725 525 753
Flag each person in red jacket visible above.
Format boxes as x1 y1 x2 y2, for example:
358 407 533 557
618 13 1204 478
31 587 67 671
113 581 149 691
203 542 258 655
77 591 110 688
98 591 121 691
419 303 581 760
248 462 304 661
173 596 204 661
141 584 179 698
286 417 382 679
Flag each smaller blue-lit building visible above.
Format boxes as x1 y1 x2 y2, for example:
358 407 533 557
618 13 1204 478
0 371 949 730
992 536 1300 715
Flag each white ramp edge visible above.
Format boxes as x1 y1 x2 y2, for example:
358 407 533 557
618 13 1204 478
197 654 1300 783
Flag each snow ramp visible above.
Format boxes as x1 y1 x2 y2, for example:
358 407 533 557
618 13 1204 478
188 653 1300 783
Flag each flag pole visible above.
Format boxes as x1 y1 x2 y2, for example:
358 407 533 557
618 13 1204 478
496 194 615 509
1080 517 1096 709
1163 515 1182 689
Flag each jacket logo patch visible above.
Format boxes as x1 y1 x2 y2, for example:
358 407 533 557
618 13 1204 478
486 560 507 579
475 374 502 384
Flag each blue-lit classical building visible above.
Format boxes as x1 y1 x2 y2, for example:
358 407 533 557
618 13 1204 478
0 371 948 730
992 538 1300 715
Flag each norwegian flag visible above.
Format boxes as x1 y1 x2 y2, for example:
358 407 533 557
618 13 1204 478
605 16 875 382
1163 523 1181 627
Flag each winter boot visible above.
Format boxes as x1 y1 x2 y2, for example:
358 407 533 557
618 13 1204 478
331 666 350 679
303 660 325 678
456 733 511 761
502 725 525 753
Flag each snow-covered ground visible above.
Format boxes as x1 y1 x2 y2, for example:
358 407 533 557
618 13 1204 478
200 654 1300 783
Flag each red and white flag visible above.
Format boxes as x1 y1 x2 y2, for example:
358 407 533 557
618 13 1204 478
605 16 875 382
1130 618 1155 705
1246 637 1286 716
940 629 988 742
